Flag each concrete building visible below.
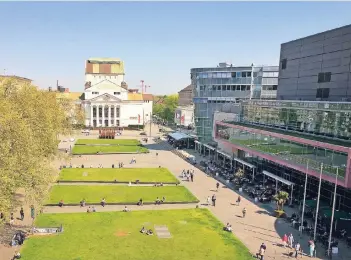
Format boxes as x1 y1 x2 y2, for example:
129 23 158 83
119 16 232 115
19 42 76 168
178 84 193 106
277 24 351 101
175 85 194 127
191 63 278 142
81 58 153 128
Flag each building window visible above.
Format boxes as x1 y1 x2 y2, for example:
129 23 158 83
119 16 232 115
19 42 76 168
247 72 252 77
281 59 287 70
246 86 251 91
217 85 221 91
316 88 330 98
114 92 121 95
231 72 236 78
236 72 242 78
231 85 235 91
242 72 247 78
318 72 331 83
92 92 99 95
226 85 231 91
253 72 258 77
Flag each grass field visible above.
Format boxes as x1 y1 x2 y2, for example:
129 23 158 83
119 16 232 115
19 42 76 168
20 209 252 260
75 139 141 145
58 168 179 183
229 138 312 154
47 186 198 204
72 145 148 155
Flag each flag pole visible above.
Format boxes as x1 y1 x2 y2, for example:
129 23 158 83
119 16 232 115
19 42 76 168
300 160 309 233
327 167 338 257
313 163 323 241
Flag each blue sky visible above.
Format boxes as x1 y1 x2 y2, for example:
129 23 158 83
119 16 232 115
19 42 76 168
1 2 351 95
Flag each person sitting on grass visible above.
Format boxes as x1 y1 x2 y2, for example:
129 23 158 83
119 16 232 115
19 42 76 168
155 197 161 205
123 206 130 212
58 199 64 207
140 226 146 233
224 223 232 232
146 229 153 235
12 251 21 260
137 198 143 206
161 196 166 203
80 199 86 207
101 198 106 207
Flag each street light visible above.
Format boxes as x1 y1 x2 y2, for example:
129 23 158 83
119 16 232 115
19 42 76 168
328 167 339 257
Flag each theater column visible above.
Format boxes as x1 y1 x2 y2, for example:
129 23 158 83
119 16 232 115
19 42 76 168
108 105 111 127
90 105 94 127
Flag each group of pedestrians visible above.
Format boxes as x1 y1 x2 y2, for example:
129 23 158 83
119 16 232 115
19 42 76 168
181 169 194 182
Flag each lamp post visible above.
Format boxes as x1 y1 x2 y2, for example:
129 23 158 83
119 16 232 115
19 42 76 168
327 167 339 257
300 160 309 233
313 163 323 241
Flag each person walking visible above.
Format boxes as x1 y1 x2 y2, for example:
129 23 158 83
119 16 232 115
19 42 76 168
30 205 35 222
282 234 288 248
207 196 211 206
308 239 315 257
288 233 294 248
236 195 241 206
216 182 220 191
211 194 216 207
190 172 194 182
19 207 24 221
242 207 247 218
294 241 301 258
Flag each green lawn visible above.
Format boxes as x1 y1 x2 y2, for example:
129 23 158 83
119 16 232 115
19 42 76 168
58 168 179 183
47 186 198 204
229 138 312 154
72 145 148 155
20 209 252 260
76 139 141 145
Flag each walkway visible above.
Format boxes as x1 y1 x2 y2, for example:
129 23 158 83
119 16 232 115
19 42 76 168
43 203 199 214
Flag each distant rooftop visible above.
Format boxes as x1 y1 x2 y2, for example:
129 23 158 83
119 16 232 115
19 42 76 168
87 58 122 64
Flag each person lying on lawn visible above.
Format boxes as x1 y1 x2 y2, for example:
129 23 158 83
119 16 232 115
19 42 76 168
140 226 146 233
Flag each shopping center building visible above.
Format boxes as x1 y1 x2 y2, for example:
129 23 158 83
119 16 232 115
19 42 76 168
213 99 351 212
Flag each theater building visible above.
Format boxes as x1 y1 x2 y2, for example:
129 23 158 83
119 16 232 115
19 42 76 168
81 58 153 127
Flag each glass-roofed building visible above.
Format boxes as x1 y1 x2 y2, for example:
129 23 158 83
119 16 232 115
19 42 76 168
214 99 351 212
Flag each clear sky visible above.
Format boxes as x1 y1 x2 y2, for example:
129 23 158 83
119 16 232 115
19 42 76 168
1 1 351 95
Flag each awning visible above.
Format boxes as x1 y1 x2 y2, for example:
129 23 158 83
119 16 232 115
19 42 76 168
262 170 294 186
168 132 191 141
234 158 256 169
321 208 351 220
305 199 330 209
217 150 232 159
203 144 215 150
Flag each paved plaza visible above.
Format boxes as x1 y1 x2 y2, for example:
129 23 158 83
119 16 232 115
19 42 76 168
1 124 350 259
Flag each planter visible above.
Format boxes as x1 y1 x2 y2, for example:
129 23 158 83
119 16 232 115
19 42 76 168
274 210 287 218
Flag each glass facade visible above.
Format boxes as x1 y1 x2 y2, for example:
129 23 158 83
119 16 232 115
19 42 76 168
216 124 348 177
192 65 279 142
241 100 351 140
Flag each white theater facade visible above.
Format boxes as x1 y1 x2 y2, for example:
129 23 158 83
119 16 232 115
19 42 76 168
81 58 153 128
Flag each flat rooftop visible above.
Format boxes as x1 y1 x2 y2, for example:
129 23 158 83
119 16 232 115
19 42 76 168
221 121 351 148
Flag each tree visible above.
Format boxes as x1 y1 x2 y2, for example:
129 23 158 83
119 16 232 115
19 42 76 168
273 191 289 211
0 77 71 220
153 94 179 122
